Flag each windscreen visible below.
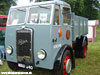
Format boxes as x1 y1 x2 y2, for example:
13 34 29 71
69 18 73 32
7 8 26 25
28 5 51 25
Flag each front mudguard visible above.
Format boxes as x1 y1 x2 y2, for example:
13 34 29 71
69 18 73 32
54 44 75 69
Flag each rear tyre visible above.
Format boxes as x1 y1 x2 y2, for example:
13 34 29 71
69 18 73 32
74 37 87 58
74 38 82 58
55 50 72 75
7 61 19 71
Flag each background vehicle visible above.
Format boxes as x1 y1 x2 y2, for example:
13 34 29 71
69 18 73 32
0 15 7 32
5 0 88 75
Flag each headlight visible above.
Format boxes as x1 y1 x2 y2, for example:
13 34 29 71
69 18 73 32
6 46 13 55
37 50 46 60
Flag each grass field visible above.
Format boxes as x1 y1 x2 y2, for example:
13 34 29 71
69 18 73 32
0 26 100 75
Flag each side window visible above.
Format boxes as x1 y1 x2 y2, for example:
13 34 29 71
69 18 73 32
63 7 71 25
53 5 60 25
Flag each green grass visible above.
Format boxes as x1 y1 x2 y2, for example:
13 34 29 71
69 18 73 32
1 26 100 75
71 26 100 75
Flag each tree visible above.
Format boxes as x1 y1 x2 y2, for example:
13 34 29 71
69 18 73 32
63 0 85 16
0 0 15 15
63 0 100 20
63 0 76 12
74 0 84 16
83 0 99 20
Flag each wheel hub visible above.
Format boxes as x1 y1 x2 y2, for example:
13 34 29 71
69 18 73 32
66 59 71 73
63 56 72 75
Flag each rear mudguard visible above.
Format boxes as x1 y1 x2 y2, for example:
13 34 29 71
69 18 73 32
82 36 88 46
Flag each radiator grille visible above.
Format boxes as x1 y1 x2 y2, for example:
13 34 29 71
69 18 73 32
16 29 32 57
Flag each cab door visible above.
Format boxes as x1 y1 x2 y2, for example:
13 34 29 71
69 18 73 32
51 5 72 64
61 6 72 46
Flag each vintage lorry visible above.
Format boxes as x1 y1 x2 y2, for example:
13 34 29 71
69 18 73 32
5 0 88 75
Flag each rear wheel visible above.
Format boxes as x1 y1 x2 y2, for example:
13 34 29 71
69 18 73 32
74 37 87 58
7 61 19 71
80 41 87 58
55 50 72 75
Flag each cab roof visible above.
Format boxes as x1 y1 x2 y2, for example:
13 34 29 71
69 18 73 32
11 0 71 9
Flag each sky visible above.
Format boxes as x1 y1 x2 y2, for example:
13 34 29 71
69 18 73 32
15 0 31 5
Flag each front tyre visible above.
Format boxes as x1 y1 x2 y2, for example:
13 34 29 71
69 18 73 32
56 50 72 75
7 61 19 71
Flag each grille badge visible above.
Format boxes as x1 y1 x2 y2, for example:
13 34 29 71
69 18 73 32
18 39 28 45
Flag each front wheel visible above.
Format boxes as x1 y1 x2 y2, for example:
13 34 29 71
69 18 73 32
7 61 19 71
55 50 72 75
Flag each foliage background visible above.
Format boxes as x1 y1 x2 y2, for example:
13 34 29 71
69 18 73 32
0 0 15 15
63 0 100 20
0 0 100 20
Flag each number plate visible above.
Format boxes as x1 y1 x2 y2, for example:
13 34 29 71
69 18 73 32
18 63 25 68
18 63 33 70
